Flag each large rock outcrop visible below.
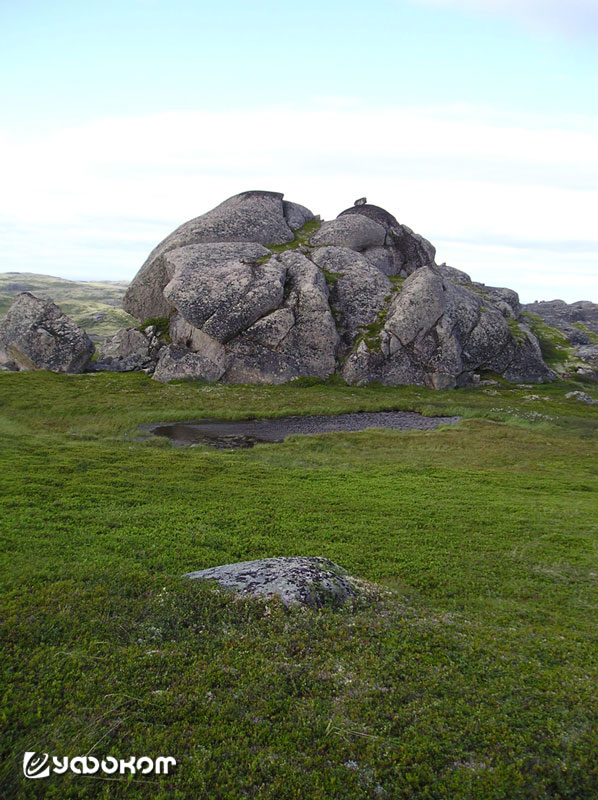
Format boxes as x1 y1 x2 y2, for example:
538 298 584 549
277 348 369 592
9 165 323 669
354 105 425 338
342 265 554 388
122 190 558 388
0 292 94 373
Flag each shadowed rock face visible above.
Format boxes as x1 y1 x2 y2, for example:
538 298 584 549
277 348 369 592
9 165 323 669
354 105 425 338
0 292 94 373
183 557 360 608
342 266 554 388
120 190 559 388
338 203 436 276
92 325 165 373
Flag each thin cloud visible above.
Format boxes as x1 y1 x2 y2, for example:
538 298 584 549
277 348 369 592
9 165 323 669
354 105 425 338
0 105 597 301
411 0 598 36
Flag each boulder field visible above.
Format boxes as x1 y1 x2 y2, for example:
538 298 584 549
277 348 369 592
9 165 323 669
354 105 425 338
2 190 595 387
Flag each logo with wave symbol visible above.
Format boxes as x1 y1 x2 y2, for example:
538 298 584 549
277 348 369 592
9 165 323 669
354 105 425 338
23 752 50 779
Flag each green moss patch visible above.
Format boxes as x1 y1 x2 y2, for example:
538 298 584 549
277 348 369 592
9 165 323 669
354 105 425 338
138 316 171 341
354 276 404 352
268 218 322 254
321 268 343 289
355 308 388 351
572 322 598 344
507 317 528 344
522 312 580 371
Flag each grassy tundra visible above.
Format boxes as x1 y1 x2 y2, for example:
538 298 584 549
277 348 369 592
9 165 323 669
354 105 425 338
1 372 597 799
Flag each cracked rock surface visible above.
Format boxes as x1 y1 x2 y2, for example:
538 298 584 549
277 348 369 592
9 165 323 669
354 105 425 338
118 190 559 388
0 292 94 373
183 557 361 608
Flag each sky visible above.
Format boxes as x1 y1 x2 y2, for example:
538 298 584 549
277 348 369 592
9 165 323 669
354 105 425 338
1 0 597 303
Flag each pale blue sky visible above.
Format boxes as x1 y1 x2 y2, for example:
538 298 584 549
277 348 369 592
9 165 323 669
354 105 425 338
2 0 598 301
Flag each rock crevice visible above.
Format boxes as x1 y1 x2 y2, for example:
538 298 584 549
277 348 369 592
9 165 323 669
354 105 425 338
121 191 558 388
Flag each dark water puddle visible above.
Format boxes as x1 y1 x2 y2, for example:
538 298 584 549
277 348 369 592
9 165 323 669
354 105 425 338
148 411 460 449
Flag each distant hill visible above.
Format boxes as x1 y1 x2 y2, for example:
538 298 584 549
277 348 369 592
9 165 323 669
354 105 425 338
0 273 135 342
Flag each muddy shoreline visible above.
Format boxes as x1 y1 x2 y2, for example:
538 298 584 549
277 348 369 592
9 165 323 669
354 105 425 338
145 410 461 449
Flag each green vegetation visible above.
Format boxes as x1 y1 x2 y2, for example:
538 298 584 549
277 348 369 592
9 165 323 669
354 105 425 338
572 321 598 344
268 218 322 254
330 304 344 331
138 317 171 340
1 372 598 799
465 283 490 300
522 312 575 369
355 276 404 352
321 267 343 290
0 272 136 342
355 307 388 351
257 220 322 265
506 317 528 344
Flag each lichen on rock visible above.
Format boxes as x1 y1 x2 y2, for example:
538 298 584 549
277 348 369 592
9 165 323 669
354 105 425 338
116 190 562 388
183 557 362 608
0 292 94 373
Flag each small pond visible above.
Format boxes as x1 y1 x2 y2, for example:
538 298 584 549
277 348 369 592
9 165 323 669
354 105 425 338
148 411 460 449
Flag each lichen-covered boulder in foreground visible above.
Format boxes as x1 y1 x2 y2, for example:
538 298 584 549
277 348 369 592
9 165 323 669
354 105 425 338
565 390 597 405
0 292 94 373
183 557 360 608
